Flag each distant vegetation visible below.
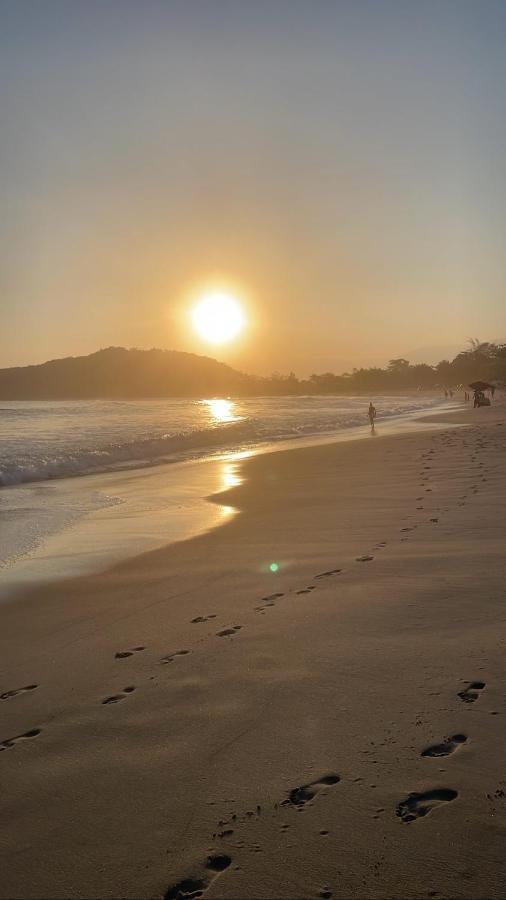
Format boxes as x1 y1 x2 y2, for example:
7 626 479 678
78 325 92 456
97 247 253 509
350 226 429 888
0 341 504 399
302 340 506 395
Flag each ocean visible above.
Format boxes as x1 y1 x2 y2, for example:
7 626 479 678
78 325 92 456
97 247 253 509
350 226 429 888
0 394 447 592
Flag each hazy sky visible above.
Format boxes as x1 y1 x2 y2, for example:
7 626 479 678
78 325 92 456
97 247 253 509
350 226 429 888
2 0 506 375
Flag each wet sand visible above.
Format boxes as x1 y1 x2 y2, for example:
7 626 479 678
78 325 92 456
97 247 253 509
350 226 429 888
2 403 506 899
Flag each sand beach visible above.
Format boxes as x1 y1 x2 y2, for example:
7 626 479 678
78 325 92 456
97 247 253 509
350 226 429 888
2 404 506 899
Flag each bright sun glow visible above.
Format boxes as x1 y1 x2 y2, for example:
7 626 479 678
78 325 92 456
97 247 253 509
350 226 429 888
191 292 245 344
205 398 237 422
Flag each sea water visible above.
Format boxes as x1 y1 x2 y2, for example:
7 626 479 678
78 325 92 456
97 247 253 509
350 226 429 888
0 394 447 593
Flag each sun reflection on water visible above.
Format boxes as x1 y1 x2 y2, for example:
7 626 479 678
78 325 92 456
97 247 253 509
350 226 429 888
204 398 239 422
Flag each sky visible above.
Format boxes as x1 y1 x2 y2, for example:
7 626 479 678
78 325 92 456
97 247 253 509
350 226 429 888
2 0 506 376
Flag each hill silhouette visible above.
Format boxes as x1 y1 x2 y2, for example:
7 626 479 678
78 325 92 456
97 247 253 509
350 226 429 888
1 341 505 399
0 347 252 400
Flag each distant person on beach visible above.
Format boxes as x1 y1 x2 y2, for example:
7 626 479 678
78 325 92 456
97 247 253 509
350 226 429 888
368 402 376 427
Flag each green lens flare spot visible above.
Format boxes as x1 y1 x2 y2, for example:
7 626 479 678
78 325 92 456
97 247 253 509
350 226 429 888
269 562 279 573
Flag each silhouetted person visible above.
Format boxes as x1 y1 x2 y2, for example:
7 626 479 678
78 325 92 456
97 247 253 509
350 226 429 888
491 385 496 399
368 402 376 427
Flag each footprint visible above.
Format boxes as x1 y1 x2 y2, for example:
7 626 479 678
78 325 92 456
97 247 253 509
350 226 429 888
0 728 41 751
160 650 191 664
217 626 242 637
314 569 341 579
458 681 486 703
296 586 315 595
396 788 457 823
115 646 145 659
0 684 38 701
356 555 374 562
191 615 216 624
102 686 136 705
430 518 439 524
421 734 467 757
255 593 284 611
164 854 232 900
283 774 340 808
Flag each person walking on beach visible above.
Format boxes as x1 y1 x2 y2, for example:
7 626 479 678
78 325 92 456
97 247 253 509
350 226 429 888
368 401 376 427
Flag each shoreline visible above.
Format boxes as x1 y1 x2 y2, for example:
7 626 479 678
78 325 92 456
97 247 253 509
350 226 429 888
2 401 506 898
1 400 460 601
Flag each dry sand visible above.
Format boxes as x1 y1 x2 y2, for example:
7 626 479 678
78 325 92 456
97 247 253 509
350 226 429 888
2 404 506 899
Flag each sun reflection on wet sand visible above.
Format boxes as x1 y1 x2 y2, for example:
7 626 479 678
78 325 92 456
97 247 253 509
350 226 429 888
212 449 256 521
219 504 236 519
221 461 242 489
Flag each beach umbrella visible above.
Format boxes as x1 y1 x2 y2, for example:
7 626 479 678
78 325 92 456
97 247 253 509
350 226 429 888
469 380 493 390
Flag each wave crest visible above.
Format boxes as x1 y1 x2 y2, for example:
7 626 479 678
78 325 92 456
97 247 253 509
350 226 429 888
0 420 258 486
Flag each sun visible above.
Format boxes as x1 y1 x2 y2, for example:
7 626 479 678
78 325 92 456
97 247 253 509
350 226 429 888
191 292 245 344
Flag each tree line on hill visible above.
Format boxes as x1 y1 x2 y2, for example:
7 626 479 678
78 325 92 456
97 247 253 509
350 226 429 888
0 341 504 400
301 340 506 395
252 339 506 394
